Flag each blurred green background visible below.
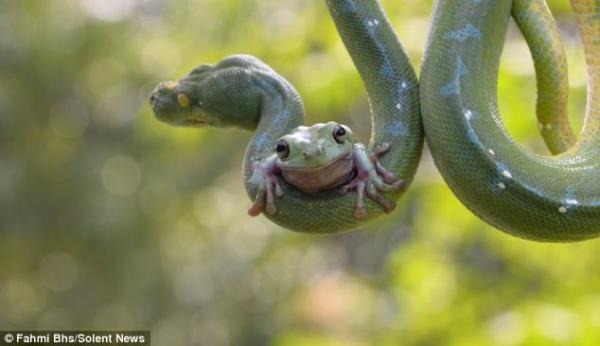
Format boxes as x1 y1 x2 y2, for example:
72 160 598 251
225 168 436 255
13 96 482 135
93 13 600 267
1 0 599 345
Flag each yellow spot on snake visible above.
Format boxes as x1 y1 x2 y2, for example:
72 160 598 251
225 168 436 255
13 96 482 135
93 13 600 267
558 206 567 214
165 80 179 90
177 93 190 108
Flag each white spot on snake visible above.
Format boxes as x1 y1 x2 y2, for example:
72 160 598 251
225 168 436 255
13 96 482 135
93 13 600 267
366 18 381 35
566 199 579 205
502 170 512 178
465 110 473 120
488 149 495 156
367 19 379 27
396 103 401 110
498 182 506 190
401 81 407 89
558 206 567 213
443 24 482 42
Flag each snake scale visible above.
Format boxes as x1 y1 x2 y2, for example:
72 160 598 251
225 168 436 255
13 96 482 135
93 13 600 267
151 0 600 241
421 0 600 242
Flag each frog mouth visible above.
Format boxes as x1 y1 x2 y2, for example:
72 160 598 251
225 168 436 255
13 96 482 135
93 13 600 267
282 150 354 171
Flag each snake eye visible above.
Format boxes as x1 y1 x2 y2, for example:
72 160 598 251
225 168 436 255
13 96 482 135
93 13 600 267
177 93 190 108
333 125 346 143
275 140 290 159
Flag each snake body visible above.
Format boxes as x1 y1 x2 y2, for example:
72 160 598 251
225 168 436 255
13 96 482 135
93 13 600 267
245 0 424 233
151 0 422 233
153 0 600 239
421 0 600 241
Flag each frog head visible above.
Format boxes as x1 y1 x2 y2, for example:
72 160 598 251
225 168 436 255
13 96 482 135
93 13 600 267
275 122 355 168
274 122 356 192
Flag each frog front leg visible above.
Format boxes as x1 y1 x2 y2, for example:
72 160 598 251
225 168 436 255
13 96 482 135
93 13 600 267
247 155 284 216
340 143 406 219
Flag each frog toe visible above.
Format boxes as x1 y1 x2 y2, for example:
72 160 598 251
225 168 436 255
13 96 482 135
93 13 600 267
266 203 277 215
390 179 406 192
354 207 367 219
248 195 265 216
373 142 391 157
372 173 405 193
274 180 284 197
367 188 396 213
248 205 262 216
382 171 396 184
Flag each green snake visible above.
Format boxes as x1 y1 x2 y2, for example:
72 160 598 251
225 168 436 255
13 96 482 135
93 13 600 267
150 0 423 233
150 0 600 240
421 0 600 241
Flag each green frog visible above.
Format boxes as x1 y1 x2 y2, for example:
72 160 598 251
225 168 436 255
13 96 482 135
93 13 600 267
246 121 405 219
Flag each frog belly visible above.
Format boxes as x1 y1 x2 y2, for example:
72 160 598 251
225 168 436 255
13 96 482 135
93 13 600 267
281 153 354 193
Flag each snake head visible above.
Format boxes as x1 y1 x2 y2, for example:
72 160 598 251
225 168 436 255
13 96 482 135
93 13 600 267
149 56 271 130
149 69 211 127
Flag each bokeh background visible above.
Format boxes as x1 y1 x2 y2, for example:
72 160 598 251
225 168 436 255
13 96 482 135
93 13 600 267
1 0 599 345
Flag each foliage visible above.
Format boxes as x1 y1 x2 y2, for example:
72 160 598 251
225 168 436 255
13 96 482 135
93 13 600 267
0 0 597 345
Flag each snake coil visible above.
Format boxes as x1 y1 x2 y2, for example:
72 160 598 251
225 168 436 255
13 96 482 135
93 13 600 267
150 0 423 233
421 0 600 241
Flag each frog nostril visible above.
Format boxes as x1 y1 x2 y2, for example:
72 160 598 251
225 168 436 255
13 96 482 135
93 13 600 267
302 147 322 159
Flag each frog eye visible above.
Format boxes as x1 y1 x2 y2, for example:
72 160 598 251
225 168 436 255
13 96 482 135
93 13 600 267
333 125 346 143
275 140 290 159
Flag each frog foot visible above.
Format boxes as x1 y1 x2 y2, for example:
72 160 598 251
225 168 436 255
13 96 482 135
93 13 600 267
340 143 406 219
247 156 284 216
